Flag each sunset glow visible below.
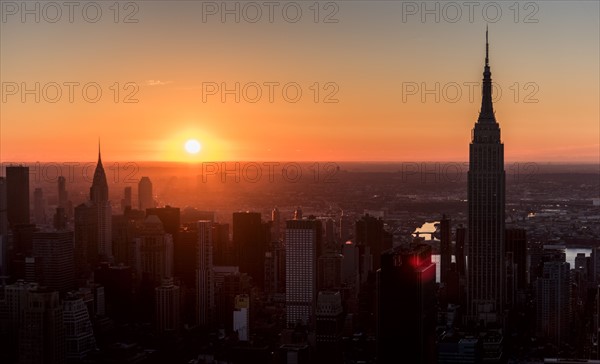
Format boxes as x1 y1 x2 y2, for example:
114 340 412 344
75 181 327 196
1 1 598 164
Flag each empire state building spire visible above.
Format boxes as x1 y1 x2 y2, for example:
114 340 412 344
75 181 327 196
478 26 496 123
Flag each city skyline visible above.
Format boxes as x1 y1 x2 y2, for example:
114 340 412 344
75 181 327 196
1 1 598 163
1 2 599 363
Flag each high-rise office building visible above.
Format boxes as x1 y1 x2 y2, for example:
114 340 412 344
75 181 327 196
1 281 39 362
32 230 75 294
536 260 571 346
33 188 46 225
271 207 281 241
233 211 268 288
53 207 67 230
212 222 230 266
6 165 30 227
355 214 391 273
318 253 343 291
89 145 112 260
0 177 7 236
196 220 214 325
19 287 65 364
265 241 286 298
315 290 344 360
134 215 174 286
74 201 98 274
467 30 506 323
440 215 451 285
505 228 527 305
147 206 180 238
138 177 154 211
57 176 68 209
285 218 321 328
155 277 181 335
121 186 132 212
377 244 436 364
94 263 133 322
63 295 96 361
0 177 7 274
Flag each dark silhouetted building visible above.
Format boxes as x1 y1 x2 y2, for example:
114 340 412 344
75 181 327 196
196 220 214 326
212 222 230 266
63 294 96 361
467 30 506 324
121 186 132 212
89 146 112 261
0 177 7 236
536 260 571 346
233 212 268 288
57 176 68 209
33 188 46 225
505 228 527 290
74 202 98 275
147 206 180 239
94 263 133 322
32 230 75 294
355 214 391 273
155 277 181 335
377 244 436 364
134 215 173 286
6 165 30 227
318 253 343 291
138 177 154 211
19 287 65 364
440 215 451 285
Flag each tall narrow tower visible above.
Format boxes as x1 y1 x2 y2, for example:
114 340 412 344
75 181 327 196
90 142 112 260
467 28 506 324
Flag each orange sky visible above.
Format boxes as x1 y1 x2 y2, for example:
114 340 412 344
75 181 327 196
1 1 598 163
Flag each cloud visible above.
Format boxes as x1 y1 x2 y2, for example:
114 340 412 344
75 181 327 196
145 80 173 86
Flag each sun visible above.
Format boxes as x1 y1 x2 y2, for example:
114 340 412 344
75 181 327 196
184 139 201 154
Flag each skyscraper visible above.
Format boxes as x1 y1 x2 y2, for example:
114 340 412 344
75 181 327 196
377 244 436 364
121 186 132 212
196 220 214 325
74 201 98 274
134 215 174 286
440 215 451 285
155 277 181 335
6 165 30 227
138 177 154 211
90 145 112 260
536 260 571 346
19 287 65 364
355 214 392 273
232 211 268 288
285 217 321 328
32 230 75 294
271 207 281 242
57 176 68 209
63 295 96 361
0 177 7 237
0 177 7 273
33 187 46 225
467 29 506 323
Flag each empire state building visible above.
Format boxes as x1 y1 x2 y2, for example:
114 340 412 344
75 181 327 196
467 29 506 324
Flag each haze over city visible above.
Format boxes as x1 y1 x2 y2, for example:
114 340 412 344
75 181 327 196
0 1 599 364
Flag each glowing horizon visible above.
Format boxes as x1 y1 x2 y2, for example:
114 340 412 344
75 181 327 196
1 1 598 164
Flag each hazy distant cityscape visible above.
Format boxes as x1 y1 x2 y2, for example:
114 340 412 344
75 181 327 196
1 1 599 364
